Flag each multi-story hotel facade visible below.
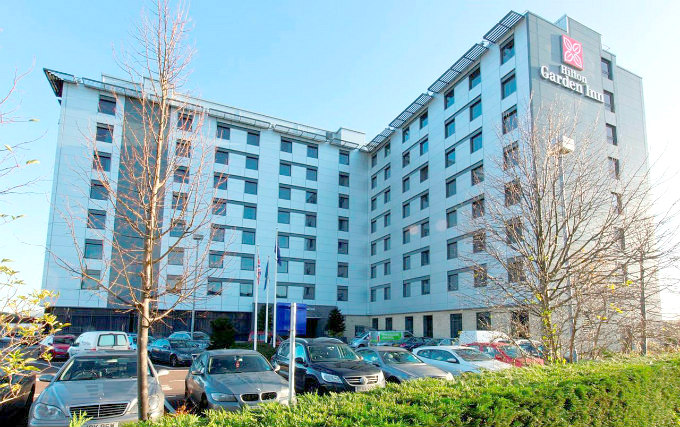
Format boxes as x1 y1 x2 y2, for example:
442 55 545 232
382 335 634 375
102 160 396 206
42 10 649 339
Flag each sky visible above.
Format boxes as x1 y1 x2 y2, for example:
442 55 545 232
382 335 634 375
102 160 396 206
0 0 679 318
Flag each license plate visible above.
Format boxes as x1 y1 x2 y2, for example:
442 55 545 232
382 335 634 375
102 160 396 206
87 423 118 427
354 385 375 392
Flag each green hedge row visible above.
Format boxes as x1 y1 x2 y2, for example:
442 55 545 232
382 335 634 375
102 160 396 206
140 355 680 427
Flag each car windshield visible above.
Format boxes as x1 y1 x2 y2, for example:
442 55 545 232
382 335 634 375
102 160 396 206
308 344 359 362
455 348 492 361
501 345 522 358
170 339 199 349
380 350 421 364
208 354 271 374
54 336 74 345
58 356 151 381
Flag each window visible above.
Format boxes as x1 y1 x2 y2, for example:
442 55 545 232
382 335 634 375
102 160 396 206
339 150 350 165
213 173 227 190
98 95 116 115
403 229 410 244
279 186 291 200
601 58 612 79
207 279 223 295
278 210 290 224
420 193 429 209
215 148 229 165
339 195 349 209
446 209 457 228
210 224 225 242
306 190 317 204
168 248 184 265
371 175 377 189
420 165 428 182
93 152 111 172
384 286 391 300
279 162 292 177
384 143 391 157
338 239 349 254
306 168 317 181
278 260 289 273
281 140 293 153
96 124 113 142
612 192 623 215
216 123 230 139
244 180 257 195
384 236 391 251
84 239 103 259
338 217 349 232
470 132 483 153
423 315 433 338
402 177 410 192
176 139 191 158
305 214 317 227
447 241 458 259
421 250 430 266
446 177 456 197
421 221 430 237
606 124 618 146
384 165 391 180
403 282 411 297
508 257 525 282
88 166 115 202
338 172 350 187
371 220 377 233
447 272 459 291
444 117 456 138
370 289 377 302
241 256 254 271
405 316 414 334
304 261 316 275
166 276 183 293
177 113 193 131
476 312 491 330
172 192 188 211
450 313 463 338
470 100 482 121
472 198 485 218
246 132 259 146
604 90 615 112
81 269 100 290
502 72 516 98
403 255 411 270
212 198 226 216
471 165 484 185
473 231 486 252
469 67 481 89
384 189 391 203
402 127 410 143
370 265 377 278
371 154 377 167
385 317 393 330
402 151 410 167
337 286 348 301
609 157 620 180
503 107 518 134
87 209 106 230
402 202 410 218
474 265 488 287
243 205 257 220
501 37 514 64
506 217 522 244
505 180 521 206
245 156 258 170
444 88 455 109
278 235 289 249
307 145 318 158
242 230 255 245
421 279 430 295
174 167 189 184
170 220 186 238
419 139 428 155
240 283 253 297
338 263 349 278
383 213 391 227
503 143 519 168
304 237 316 251
419 112 428 128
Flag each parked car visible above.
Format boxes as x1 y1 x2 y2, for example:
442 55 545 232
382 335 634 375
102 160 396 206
185 349 289 411
457 330 510 345
423 338 458 347
37 335 76 360
149 338 202 367
0 369 35 419
168 331 210 342
393 336 428 351
413 345 513 374
28 351 168 427
271 337 385 393
67 331 130 358
350 330 413 348
356 346 452 383
516 339 547 359
466 342 544 367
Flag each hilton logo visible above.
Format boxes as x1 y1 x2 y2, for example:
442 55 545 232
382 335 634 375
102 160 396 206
561 35 584 70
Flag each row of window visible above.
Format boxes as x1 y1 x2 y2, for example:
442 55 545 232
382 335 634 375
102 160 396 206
371 312 490 338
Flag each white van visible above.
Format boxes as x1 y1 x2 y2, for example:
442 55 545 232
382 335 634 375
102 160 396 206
457 330 510 346
68 331 130 357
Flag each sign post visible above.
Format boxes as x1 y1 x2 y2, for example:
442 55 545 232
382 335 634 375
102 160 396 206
288 302 297 405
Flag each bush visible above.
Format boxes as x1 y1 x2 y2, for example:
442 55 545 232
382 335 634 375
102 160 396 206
209 317 236 350
134 355 680 427
229 342 276 361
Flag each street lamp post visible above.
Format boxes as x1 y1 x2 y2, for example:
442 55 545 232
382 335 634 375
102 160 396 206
190 233 204 336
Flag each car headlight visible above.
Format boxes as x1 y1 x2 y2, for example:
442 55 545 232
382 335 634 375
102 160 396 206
444 372 454 380
211 393 237 402
377 371 385 383
32 403 66 420
320 372 342 383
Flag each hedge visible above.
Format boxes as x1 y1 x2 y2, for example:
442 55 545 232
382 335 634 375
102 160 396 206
137 355 680 427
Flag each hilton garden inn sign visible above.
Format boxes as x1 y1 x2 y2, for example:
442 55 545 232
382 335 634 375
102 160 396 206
539 35 604 103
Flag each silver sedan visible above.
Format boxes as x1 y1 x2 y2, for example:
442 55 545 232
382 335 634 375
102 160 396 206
185 349 289 411
28 351 168 427
357 346 453 383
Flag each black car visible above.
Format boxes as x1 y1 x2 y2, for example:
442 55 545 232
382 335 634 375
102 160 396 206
148 338 202 367
394 336 428 351
271 337 385 394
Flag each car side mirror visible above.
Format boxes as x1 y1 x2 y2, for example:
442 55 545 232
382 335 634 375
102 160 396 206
38 374 54 382
447 358 459 364
190 369 202 376
157 369 169 377
294 357 306 366
272 363 281 373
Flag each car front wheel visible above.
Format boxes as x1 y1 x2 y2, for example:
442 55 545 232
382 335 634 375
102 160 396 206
304 378 321 394
170 355 178 367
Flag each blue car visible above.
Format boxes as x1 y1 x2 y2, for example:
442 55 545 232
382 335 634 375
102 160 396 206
148 339 202 367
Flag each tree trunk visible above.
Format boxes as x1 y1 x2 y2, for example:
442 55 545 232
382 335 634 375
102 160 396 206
137 299 150 420
639 254 647 355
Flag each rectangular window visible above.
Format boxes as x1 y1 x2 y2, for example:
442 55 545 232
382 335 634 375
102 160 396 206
98 95 116 115
446 209 457 228
215 148 229 165
172 192 188 211
505 180 521 206
470 132 483 153
384 165 391 180
337 285 348 301
421 279 430 295
419 112 428 128
403 255 411 270
421 221 429 237
384 286 391 300
278 210 290 224
240 283 253 297
170 219 186 238
402 151 410 167
472 198 485 218
503 107 518 134
87 209 106 230
384 143 391 157
420 139 428 155
370 265 377 278
338 217 349 232
338 263 349 278
177 113 193 131
306 168 317 181
450 313 463 338
212 198 227 216
176 139 191 158
447 272 459 292
469 67 481 89
166 275 182 294
277 285 288 298
247 132 259 146
476 312 491 330
471 165 484 185
370 220 377 233
241 255 254 271
278 260 289 274
281 140 292 153
337 239 349 254
420 165 428 182
609 157 620 180
371 175 377 189
502 72 516 98
245 156 258 170
403 282 411 297
606 124 618 146
506 217 522 244
339 195 349 209
306 190 317 204
213 173 227 190
470 100 482 121
244 180 257 195
278 235 290 249
339 172 349 187
473 231 486 252
445 117 455 138
305 213 317 227
303 285 315 300
423 315 433 338
446 177 456 197
402 127 410 143
370 289 376 302
384 189 391 203
84 239 103 259
384 236 391 251
243 205 257 220
508 257 526 283
81 269 100 290
445 88 455 109
242 230 256 245
405 316 414 334
168 248 184 265
210 224 225 242
371 154 377 167
402 202 410 218
384 213 391 227
174 167 189 184
304 261 316 275
420 193 429 209
612 192 623 215
402 177 410 192
90 180 108 200
421 250 430 266
304 237 316 251
503 143 519 168
207 279 222 295
447 241 458 259
339 150 350 165
474 265 488 287
601 58 613 79
604 90 615 113
279 162 292 176
93 152 111 172
501 37 514 64
403 229 410 244
216 123 230 140
307 145 318 158
279 186 291 200
96 124 113 142
385 317 393 330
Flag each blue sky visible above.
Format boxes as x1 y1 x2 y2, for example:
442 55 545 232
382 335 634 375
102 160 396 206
1 0 679 317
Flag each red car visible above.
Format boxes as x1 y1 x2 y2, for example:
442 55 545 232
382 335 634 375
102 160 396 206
466 342 544 367
39 334 76 360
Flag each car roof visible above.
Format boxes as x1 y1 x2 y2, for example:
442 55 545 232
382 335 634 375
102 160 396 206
282 337 344 345
361 346 408 351
431 345 477 351
81 331 128 335
205 349 263 356
70 350 137 358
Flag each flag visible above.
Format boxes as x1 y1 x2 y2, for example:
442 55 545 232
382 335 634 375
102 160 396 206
256 255 262 285
275 238 282 265
263 260 269 290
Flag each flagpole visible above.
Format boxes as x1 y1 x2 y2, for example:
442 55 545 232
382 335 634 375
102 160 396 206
264 255 271 345
272 229 279 347
253 245 259 351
